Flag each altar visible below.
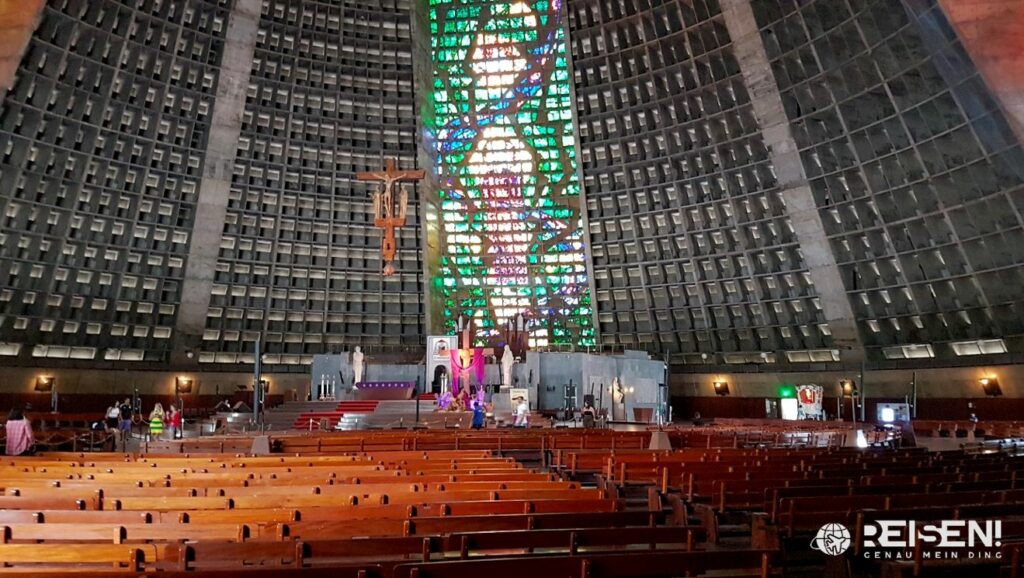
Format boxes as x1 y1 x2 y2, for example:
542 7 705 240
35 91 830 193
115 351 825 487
354 381 417 401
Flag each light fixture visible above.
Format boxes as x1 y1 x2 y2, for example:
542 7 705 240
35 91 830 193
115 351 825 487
713 381 730 396
258 379 269 392
34 376 54 392
839 379 857 397
175 376 193 394
980 376 1002 397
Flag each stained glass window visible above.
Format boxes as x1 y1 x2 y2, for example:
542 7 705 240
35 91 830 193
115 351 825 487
427 0 593 348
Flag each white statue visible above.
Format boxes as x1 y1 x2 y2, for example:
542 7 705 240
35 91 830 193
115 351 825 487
352 347 365 385
501 344 515 388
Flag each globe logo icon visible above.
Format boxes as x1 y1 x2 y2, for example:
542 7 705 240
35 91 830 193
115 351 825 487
811 523 851 556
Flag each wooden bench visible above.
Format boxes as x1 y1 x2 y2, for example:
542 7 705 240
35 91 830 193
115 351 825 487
391 549 777 578
0 543 144 570
0 523 250 544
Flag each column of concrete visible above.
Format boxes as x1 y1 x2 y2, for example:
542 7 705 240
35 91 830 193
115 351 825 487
719 0 866 363
172 0 261 365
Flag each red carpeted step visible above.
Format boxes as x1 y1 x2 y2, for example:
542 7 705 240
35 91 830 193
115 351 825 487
291 400 381 429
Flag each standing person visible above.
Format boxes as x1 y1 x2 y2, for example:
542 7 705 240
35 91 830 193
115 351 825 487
168 404 183 439
513 397 529 428
104 401 120 433
5 408 34 456
103 401 120 451
581 401 596 429
118 397 133 443
148 403 165 440
471 400 485 430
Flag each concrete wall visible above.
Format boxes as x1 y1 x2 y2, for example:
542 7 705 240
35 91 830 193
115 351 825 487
670 364 1024 420
670 364 1020 399
309 350 666 416
529 351 665 418
0 367 309 399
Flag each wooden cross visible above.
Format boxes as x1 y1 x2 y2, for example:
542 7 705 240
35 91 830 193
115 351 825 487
356 159 425 276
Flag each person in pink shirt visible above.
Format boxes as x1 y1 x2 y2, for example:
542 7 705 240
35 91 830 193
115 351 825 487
5 408 34 456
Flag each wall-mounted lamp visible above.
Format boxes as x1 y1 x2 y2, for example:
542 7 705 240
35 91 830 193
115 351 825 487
980 376 1002 397
175 376 194 394
713 380 730 396
258 379 269 393
839 379 857 397
34 376 54 392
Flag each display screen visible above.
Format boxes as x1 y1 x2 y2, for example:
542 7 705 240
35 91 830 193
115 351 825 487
427 0 593 347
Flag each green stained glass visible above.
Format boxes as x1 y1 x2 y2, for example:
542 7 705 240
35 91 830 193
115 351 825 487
427 0 594 348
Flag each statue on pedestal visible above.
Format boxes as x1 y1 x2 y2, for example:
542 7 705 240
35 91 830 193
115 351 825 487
500 344 515 389
352 347 365 385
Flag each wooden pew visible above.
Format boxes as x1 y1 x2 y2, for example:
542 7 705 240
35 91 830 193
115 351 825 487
273 511 660 541
391 549 777 578
0 544 145 571
444 526 703 557
0 523 250 544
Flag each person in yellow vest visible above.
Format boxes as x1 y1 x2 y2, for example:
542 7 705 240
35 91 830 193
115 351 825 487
148 403 165 440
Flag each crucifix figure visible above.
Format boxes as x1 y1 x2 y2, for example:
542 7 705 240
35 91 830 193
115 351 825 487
356 159 425 276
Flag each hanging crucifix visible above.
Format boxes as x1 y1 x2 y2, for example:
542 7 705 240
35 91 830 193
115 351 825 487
356 159 425 276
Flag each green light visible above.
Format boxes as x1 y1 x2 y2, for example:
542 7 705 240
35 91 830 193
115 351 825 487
428 0 591 347
778 385 797 398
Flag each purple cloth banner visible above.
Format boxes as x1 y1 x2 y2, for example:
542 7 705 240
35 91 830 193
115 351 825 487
450 348 485 389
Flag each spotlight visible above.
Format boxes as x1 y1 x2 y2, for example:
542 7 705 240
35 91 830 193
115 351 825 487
839 379 857 397
34 376 54 392
980 377 1002 397
713 381 730 396
175 376 193 394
